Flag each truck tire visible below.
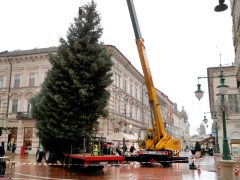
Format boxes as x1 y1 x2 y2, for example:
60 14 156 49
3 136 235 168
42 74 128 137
161 162 171 168
86 165 104 172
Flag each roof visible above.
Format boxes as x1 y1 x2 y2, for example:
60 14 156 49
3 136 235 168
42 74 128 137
0 47 58 57
106 132 137 142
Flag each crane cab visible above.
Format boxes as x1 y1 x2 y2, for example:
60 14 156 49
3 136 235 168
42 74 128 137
138 128 156 150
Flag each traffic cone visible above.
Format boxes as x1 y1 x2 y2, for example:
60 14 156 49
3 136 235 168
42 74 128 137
235 165 240 176
197 165 201 173
20 146 25 157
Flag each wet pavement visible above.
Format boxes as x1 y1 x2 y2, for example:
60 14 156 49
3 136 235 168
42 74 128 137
1 151 238 179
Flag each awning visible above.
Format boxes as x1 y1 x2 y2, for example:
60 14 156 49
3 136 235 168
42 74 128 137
106 132 138 142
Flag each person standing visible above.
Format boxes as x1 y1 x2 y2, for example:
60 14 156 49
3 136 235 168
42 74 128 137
12 141 16 153
0 142 5 157
130 146 135 153
0 142 6 176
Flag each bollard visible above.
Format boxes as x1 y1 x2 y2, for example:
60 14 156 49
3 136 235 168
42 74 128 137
20 146 25 158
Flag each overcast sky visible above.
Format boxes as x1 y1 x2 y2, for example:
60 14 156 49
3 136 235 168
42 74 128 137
0 0 234 135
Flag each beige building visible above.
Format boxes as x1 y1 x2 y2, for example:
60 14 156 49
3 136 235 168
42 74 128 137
208 66 240 156
209 0 240 156
0 47 56 154
173 105 190 150
0 45 189 154
231 0 240 83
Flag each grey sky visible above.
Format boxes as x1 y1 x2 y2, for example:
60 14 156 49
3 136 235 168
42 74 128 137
0 0 234 134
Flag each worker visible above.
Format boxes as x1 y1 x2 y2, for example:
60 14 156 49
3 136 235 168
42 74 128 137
93 145 99 156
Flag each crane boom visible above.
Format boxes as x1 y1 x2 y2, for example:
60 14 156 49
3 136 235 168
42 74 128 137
126 0 165 140
126 0 180 151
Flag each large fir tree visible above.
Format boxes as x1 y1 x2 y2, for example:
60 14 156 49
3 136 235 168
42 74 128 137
31 1 112 154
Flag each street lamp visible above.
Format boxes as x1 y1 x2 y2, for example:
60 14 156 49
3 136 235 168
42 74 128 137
195 83 204 100
195 68 232 160
202 115 208 127
214 0 228 12
203 112 220 153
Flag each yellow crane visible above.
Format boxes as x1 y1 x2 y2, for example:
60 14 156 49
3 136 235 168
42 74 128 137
126 0 181 158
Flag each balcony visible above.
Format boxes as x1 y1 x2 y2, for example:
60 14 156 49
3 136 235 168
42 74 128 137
16 112 32 120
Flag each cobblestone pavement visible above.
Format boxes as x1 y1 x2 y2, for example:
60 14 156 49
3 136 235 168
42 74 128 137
1 152 239 180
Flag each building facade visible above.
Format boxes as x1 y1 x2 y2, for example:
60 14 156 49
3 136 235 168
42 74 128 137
0 47 56 154
0 45 189 154
208 66 240 156
230 0 240 84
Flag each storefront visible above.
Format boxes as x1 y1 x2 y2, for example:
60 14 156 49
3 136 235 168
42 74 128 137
231 139 240 157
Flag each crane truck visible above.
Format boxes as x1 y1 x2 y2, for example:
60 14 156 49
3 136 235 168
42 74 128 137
124 0 188 167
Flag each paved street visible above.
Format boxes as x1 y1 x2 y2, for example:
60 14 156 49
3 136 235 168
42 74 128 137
1 152 238 180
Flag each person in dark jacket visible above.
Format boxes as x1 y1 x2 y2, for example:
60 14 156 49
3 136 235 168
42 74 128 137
0 142 6 176
130 146 135 153
0 142 5 157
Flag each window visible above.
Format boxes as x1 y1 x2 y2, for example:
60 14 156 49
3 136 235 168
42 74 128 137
0 75 4 88
115 73 121 88
115 95 120 113
12 99 18 113
119 98 121 113
136 106 139 120
29 73 35 87
123 79 127 92
139 89 142 101
228 94 240 113
141 109 144 122
135 87 138 99
27 102 32 117
14 74 20 88
129 103 132 118
112 72 116 85
114 128 120 133
130 84 133 96
44 72 48 79
132 105 135 119
123 102 127 115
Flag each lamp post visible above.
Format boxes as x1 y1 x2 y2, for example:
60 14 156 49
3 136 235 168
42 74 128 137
217 72 231 160
194 69 232 160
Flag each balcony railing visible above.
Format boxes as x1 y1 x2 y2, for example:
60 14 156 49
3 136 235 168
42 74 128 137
16 112 32 120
